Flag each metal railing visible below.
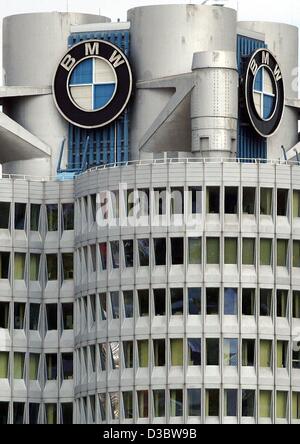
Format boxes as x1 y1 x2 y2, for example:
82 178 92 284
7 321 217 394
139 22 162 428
0 157 299 183
77 156 300 178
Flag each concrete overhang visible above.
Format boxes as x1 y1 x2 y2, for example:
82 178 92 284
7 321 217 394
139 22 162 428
0 112 51 163
286 98 300 111
0 86 51 105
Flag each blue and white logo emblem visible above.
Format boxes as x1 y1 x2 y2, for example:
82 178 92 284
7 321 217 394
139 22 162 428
244 48 284 138
53 40 132 129
69 57 117 112
253 66 276 121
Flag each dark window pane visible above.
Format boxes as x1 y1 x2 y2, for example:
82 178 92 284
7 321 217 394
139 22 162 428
123 342 133 369
14 303 25 330
243 188 256 215
0 402 9 425
111 241 119 269
188 389 201 417
29 304 40 331
154 390 165 418
47 204 58 231
171 288 183 316
46 354 57 380
99 243 107 271
61 403 73 425
206 339 219 366
225 187 238 214
15 203 26 230
188 288 201 315
0 302 9 329
242 340 255 367
207 390 219 417
62 253 73 280
29 403 39 425
124 240 134 268
62 203 74 231
0 203 10 229
171 238 184 265
62 353 73 380
47 254 58 281
0 253 10 279
206 288 219 315
111 292 119 319
30 204 40 231
13 402 24 424
225 390 238 417
277 189 289 216
154 238 166 266
138 290 149 317
242 390 255 417
124 291 133 318
46 304 57 331
188 339 201 366
207 187 220 214
224 288 238 316
277 290 288 318
154 289 166 316
62 303 73 330
154 339 165 366
190 187 202 214
242 289 256 316
170 390 183 417
260 289 272 317
138 239 149 267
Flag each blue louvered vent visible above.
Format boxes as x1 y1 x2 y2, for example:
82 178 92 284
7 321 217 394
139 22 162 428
237 34 267 160
67 31 130 171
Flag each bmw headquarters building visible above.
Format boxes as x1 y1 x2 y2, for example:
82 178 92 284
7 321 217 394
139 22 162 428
0 2 300 426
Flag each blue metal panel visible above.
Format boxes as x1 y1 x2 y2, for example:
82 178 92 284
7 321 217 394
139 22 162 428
67 31 130 171
69 58 93 84
237 35 267 160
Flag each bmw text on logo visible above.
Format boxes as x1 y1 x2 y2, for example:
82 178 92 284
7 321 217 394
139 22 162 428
53 40 133 129
244 48 285 138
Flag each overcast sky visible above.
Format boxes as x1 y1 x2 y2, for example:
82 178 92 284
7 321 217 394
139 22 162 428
0 0 299 25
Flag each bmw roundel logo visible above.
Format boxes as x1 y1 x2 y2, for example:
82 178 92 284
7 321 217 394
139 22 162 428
53 40 133 129
244 48 285 138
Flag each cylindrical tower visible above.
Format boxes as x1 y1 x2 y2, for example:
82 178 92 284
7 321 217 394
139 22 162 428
127 4 238 160
191 51 238 158
2 12 110 177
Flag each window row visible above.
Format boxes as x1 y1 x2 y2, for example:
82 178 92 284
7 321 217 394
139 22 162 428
76 289 300 324
78 338 300 371
84 389 300 422
92 238 300 270
78 187 300 223
0 401 73 425
0 202 74 232
0 302 73 332
0 352 73 381
0 252 73 281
